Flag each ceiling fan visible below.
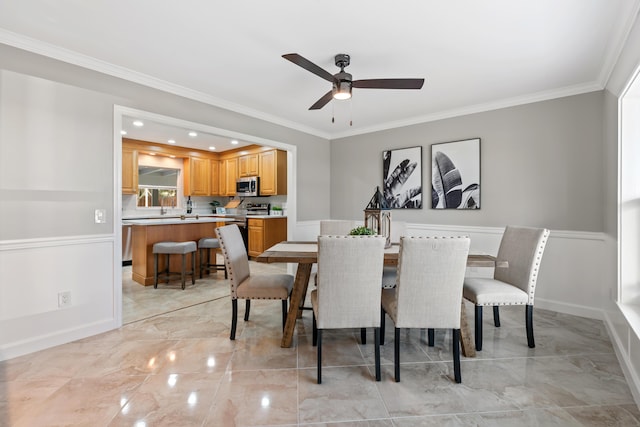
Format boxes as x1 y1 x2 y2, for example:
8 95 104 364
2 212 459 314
283 53 425 110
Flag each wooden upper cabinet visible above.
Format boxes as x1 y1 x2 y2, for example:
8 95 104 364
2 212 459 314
218 157 237 196
184 157 210 196
210 159 220 196
238 153 259 177
225 157 238 195
259 149 287 195
122 147 138 194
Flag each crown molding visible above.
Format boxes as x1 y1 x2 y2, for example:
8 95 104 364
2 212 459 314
0 29 332 140
330 81 604 139
0 28 615 142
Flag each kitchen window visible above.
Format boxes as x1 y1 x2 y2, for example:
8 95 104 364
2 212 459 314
137 166 179 208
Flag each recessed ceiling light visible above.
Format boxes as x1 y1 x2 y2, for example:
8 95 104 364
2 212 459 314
209 146 216 151
169 155 176 158
149 152 156 156
133 120 144 127
120 130 127 135
231 140 239 145
168 139 176 144
188 131 197 137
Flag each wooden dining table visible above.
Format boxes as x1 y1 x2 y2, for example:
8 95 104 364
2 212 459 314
256 241 500 356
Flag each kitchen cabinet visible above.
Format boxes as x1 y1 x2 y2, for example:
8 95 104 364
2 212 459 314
247 217 287 257
210 159 220 196
259 149 287 195
122 147 138 194
238 153 258 177
220 157 238 196
184 157 210 196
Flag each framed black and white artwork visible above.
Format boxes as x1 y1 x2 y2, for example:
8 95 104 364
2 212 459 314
382 146 422 209
431 138 480 209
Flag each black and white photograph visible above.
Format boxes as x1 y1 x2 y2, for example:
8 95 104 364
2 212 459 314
431 138 480 209
382 146 422 209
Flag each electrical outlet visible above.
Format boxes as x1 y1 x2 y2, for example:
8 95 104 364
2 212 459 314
58 291 71 308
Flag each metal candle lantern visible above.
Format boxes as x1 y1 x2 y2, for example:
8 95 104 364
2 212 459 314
364 186 392 248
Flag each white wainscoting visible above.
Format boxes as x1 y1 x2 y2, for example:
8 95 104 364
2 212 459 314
0 235 120 361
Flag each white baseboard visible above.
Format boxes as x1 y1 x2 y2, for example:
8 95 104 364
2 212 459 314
535 298 605 320
0 318 118 362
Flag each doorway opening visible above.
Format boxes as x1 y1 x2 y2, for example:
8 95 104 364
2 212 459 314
114 106 297 325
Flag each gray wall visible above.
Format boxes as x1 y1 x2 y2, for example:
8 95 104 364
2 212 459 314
330 91 604 232
0 43 331 234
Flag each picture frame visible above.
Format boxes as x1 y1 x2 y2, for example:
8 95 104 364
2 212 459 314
431 138 480 209
382 146 423 209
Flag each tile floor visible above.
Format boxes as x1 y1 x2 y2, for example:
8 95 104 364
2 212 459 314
1 261 639 426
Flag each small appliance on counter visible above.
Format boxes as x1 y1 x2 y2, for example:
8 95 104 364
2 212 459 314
245 202 271 216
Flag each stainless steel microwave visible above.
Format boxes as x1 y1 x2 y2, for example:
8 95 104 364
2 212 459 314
236 176 259 197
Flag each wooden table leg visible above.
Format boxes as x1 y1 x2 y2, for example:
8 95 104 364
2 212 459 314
296 272 311 319
459 299 476 358
281 262 312 348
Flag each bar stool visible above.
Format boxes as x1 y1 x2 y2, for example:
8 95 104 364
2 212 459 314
198 237 227 279
153 241 197 290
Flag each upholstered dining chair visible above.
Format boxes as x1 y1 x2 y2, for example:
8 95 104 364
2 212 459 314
311 235 386 384
381 236 470 383
216 224 294 340
319 219 358 235
463 226 550 351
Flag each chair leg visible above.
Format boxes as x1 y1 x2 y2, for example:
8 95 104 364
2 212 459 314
526 305 535 348
199 248 205 279
361 328 367 345
244 300 251 321
181 253 186 290
380 307 386 346
493 305 501 327
427 328 435 347
317 329 322 384
165 254 170 283
281 299 288 331
453 328 461 383
374 327 381 381
312 314 318 346
154 253 159 288
475 305 483 351
394 327 401 382
230 299 238 340
191 251 196 285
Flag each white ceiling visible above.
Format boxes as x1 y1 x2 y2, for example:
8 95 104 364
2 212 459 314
1 0 638 147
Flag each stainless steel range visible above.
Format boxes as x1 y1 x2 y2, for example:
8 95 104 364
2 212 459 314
245 202 271 216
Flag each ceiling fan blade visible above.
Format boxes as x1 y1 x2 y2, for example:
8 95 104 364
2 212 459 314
309 90 334 110
282 53 335 83
353 78 425 89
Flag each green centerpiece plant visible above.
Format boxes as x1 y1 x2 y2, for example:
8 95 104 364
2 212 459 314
349 226 376 236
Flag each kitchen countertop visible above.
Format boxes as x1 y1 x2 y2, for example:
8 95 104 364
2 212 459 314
122 214 286 225
122 217 238 226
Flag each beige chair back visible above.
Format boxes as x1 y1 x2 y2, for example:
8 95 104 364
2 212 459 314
319 220 357 235
316 235 385 329
494 226 550 304
394 236 470 329
216 224 250 299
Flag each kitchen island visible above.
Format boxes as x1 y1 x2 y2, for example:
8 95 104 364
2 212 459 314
123 216 236 286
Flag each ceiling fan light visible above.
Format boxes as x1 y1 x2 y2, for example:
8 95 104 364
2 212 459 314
333 80 352 100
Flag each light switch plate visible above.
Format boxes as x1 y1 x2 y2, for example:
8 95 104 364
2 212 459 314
94 209 106 224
